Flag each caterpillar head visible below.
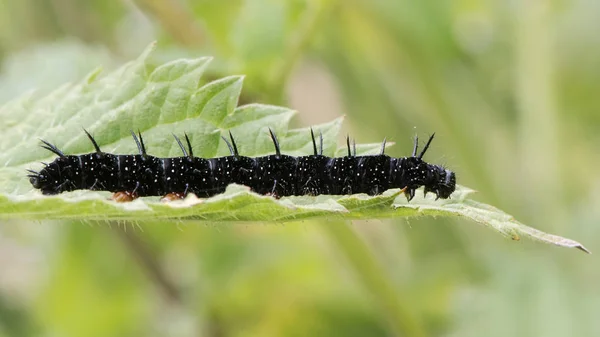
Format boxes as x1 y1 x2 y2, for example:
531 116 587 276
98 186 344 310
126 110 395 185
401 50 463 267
28 158 76 195
396 156 456 201
423 165 456 199
28 169 58 195
402 133 456 200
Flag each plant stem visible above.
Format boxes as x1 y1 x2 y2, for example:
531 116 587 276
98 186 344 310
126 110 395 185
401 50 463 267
322 220 426 337
269 0 335 99
116 227 182 303
132 0 205 47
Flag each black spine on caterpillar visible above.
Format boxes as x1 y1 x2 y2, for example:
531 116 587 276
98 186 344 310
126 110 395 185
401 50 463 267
28 128 456 201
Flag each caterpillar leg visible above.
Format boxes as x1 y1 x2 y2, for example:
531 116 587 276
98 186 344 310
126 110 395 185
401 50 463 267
160 184 190 202
404 187 416 202
160 192 186 202
423 186 441 200
112 191 139 202
264 179 282 199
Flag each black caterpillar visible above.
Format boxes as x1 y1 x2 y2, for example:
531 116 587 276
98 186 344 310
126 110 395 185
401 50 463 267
28 129 456 201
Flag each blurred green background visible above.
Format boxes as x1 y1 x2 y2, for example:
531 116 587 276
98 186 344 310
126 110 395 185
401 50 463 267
1 0 599 336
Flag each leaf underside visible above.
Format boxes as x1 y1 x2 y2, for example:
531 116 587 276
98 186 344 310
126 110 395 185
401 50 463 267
0 43 589 254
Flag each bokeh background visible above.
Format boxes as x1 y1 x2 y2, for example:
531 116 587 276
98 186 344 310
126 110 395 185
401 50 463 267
1 0 599 336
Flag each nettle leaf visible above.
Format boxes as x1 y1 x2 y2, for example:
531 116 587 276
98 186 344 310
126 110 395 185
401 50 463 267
0 44 589 254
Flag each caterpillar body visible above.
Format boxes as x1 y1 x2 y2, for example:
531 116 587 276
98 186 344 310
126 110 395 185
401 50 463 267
28 129 456 202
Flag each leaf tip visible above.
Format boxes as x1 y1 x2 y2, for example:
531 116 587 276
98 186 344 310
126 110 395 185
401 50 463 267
84 67 103 84
576 245 591 254
139 42 157 61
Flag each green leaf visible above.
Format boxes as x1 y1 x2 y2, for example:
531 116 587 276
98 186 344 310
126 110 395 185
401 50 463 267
0 44 589 254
